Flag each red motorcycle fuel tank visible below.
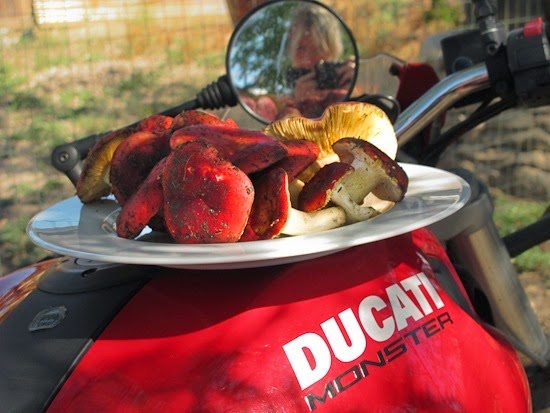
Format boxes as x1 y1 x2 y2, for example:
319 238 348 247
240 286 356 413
1 229 531 412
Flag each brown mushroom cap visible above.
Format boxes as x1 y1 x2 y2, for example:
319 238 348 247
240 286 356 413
332 137 409 203
298 162 354 212
263 102 398 160
76 127 134 203
163 141 254 244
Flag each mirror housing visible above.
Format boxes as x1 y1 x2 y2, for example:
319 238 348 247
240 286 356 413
226 0 359 124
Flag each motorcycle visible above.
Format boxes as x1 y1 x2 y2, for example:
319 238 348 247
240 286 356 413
1 0 549 411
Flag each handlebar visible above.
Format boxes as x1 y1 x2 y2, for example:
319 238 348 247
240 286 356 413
50 75 237 186
394 64 491 146
397 12 550 149
50 98 202 187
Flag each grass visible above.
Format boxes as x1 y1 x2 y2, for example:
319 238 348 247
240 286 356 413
0 10 231 276
0 215 48 271
0 63 26 96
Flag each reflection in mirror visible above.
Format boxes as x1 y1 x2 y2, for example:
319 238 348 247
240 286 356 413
227 0 359 124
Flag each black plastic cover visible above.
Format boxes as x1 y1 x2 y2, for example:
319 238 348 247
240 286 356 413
0 259 151 412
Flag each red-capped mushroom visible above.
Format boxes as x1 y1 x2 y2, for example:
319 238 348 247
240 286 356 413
170 110 238 132
136 114 174 134
75 114 174 205
163 140 254 244
109 130 171 206
170 124 288 175
241 167 346 241
298 161 354 212
268 139 320 182
116 157 166 239
299 161 381 223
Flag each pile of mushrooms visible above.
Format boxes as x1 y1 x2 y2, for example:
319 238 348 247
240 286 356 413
76 102 408 244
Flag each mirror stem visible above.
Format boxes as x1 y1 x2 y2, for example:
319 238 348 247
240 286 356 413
159 75 238 117
196 75 238 110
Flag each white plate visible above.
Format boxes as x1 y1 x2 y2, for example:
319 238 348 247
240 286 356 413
27 164 470 269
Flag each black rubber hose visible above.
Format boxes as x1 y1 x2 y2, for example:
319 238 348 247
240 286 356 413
503 211 550 258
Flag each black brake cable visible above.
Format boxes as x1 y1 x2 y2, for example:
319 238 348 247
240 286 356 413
420 96 517 166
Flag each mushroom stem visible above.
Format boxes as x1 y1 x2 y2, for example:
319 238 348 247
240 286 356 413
288 178 305 207
281 206 347 236
329 180 381 224
298 137 409 225
333 138 409 204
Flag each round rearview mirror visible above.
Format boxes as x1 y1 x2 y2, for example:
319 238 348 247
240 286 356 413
226 0 359 124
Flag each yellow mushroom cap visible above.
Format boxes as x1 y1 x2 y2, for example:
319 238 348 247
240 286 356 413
263 102 397 160
76 127 133 203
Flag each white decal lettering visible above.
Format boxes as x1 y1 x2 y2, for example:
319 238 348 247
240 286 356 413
321 308 366 363
358 295 395 342
418 272 445 309
386 284 424 330
400 274 434 315
282 333 332 390
282 272 448 390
